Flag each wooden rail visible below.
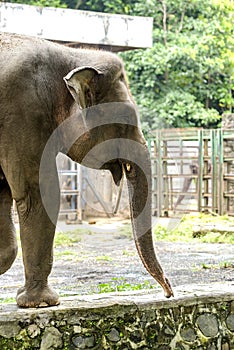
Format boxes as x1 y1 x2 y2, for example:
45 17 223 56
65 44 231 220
149 128 234 217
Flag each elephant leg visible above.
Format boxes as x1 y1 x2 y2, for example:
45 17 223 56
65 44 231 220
0 178 18 274
15 184 60 308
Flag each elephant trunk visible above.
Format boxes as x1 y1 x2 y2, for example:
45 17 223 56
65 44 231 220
123 147 174 298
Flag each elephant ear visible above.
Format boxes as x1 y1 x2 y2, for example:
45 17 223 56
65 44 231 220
63 67 103 108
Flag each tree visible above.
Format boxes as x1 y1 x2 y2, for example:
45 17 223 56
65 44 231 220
7 0 66 7
121 0 234 129
8 0 234 129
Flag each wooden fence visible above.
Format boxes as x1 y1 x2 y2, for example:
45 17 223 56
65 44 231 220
56 128 234 221
149 128 234 217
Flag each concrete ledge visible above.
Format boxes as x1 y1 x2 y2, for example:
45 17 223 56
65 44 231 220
0 283 233 349
0 2 153 51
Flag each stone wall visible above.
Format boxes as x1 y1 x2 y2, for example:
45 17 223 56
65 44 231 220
0 284 233 349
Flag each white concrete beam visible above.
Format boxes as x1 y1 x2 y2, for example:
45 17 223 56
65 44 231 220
0 2 153 51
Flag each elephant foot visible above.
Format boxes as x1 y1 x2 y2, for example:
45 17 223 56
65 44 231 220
16 284 60 308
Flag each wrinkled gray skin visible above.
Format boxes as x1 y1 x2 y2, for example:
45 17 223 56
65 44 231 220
0 33 173 307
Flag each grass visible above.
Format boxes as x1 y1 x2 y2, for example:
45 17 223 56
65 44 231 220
96 255 113 262
154 213 234 244
6 213 231 304
200 261 233 270
54 230 82 247
0 297 15 304
97 277 157 294
96 255 113 261
117 213 234 244
122 249 135 256
115 224 132 239
54 250 78 260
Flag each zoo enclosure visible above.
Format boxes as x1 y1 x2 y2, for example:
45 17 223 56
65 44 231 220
149 128 234 217
57 128 234 220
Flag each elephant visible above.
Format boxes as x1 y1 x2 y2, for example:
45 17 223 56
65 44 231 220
0 32 173 307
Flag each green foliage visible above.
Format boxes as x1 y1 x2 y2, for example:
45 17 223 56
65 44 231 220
96 255 113 262
198 260 233 271
154 213 234 244
8 0 234 128
0 297 16 304
97 277 156 293
8 0 66 7
121 0 234 129
64 0 138 14
55 230 82 247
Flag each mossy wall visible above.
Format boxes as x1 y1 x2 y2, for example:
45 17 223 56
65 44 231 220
0 284 233 350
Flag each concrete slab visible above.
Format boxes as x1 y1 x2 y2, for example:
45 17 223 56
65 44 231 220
0 284 233 349
0 2 153 51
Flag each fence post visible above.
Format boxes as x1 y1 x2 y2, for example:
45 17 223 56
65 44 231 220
157 131 163 217
198 130 204 212
162 139 169 216
217 129 224 215
211 129 218 213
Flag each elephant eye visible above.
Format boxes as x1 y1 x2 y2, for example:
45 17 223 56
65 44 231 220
126 163 131 172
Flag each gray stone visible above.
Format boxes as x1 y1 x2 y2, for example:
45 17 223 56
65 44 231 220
72 336 86 349
164 326 174 336
231 301 234 313
175 344 186 350
28 324 41 338
72 335 95 348
226 314 234 331
85 335 95 348
73 325 82 334
222 343 230 350
0 322 21 338
180 326 196 342
0 288 233 349
40 326 63 350
196 314 219 337
207 344 217 350
67 312 80 325
107 328 120 342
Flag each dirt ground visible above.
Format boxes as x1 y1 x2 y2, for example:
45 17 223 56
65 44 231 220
0 217 233 301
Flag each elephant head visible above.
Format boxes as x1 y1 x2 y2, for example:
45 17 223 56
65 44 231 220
59 58 174 298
